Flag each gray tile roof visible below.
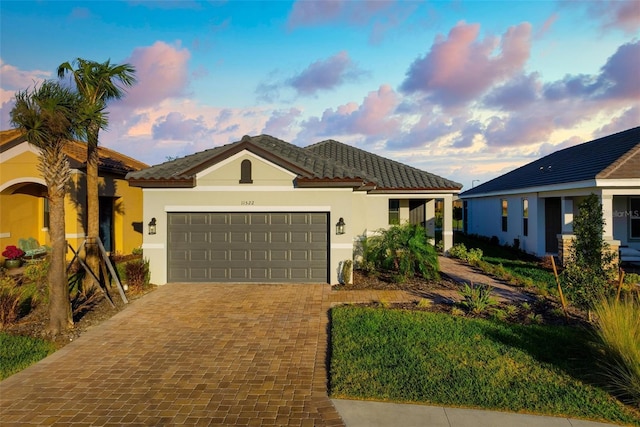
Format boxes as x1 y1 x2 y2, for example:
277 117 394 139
127 134 461 191
461 126 640 197
307 139 462 190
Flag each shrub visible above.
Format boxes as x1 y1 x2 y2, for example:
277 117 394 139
448 243 483 265
592 296 640 407
366 223 439 282
0 275 21 327
448 243 468 260
459 282 497 315
340 259 353 285
125 258 150 291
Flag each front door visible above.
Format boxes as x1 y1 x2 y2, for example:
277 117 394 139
544 197 561 253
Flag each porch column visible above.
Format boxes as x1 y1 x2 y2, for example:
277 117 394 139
558 197 574 266
601 194 614 240
561 197 573 234
425 199 436 242
442 194 454 252
601 193 620 266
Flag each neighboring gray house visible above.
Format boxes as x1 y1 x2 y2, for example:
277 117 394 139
460 126 640 264
127 135 462 285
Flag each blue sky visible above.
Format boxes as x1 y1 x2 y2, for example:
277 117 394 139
1 0 638 190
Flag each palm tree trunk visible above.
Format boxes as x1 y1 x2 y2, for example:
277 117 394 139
83 131 100 293
39 145 73 335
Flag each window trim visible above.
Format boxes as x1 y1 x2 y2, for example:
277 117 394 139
501 199 508 232
389 199 400 225
239 159 253 184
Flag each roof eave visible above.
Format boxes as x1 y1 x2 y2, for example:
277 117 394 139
127 177 196 188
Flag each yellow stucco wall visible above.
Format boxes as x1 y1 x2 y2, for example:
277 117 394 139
1 143 144 260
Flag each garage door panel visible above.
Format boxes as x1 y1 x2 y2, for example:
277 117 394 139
168 212 328 283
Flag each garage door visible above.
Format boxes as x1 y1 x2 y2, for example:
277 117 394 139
168 212 328 283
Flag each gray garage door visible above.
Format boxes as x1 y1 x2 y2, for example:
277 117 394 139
168 212 328 283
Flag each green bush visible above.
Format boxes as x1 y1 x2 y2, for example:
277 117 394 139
448 243 468 259
125 258 150 291
366 223 439 282
0 275 21 327
592 296 640 408
459 282 497 315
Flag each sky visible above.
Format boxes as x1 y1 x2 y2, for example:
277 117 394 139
1 0 639 190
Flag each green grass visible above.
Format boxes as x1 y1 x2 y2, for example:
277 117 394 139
330 306 640 425
0 332 56 380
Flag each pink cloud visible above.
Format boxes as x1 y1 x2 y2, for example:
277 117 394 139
287 0 343 28
594 106 640 138
535 13 558 39
262 108 302 136
0 60 50 90
400 21 532 107
122 41 191 108
297 84 401 140
580 0 640 34
289 51 365 96
151 112 211 141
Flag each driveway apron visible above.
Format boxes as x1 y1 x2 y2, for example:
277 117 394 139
0 284 345 426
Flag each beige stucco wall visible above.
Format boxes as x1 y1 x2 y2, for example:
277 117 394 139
141 151 457 285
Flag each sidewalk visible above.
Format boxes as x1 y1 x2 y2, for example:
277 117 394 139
332 399 622 427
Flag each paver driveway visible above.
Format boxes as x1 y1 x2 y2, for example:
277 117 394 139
0 284 345 426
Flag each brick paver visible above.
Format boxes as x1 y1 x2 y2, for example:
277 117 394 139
0 284 345 426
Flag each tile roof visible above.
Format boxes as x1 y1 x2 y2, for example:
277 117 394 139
0 129 148 174
461 126 640 197
126 134 462 191
307 139 462 190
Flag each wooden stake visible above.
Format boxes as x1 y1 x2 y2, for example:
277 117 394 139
616 268 625 302
550 256 569 321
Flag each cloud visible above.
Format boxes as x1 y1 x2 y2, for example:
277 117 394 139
543 40 640 102
400 21 532 107
151 112 211 141
288 51 365 96
571 0 640 34
483 72 541 111
287 0 343 28
593 106 640 138
261 108 302 137
297 84 400 140
0 59 50 91
122 41 191 108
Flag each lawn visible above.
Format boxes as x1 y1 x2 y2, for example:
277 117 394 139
0 332 56 380
330 305 640 426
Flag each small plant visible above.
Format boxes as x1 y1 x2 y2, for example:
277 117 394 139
504 304 518 316
527 313 543 324
131 247 143 256
448 243 468 260
459 282 497 315
0 275 21 327
23 258 49 286
2 245 24 260
491 308 507 322
125 258 150 292
417 298 433 308
520 302 531 311
592 296 640 407
450 307 465 316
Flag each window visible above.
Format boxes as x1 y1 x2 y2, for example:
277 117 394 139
631 198 640 240
522 198 528 237
501 199 508 232
43 198 50 229
389 199 400 225
239 159 253 184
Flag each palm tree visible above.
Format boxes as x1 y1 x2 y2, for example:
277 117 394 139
57 59 136 292
10 81 88 335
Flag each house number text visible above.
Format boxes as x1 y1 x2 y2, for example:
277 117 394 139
241 201 255 205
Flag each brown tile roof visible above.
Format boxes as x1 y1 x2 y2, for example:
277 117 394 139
126 134 462 191
0 129 148 175
461 126 640 197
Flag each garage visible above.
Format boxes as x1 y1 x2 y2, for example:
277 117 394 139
167 212 329 283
